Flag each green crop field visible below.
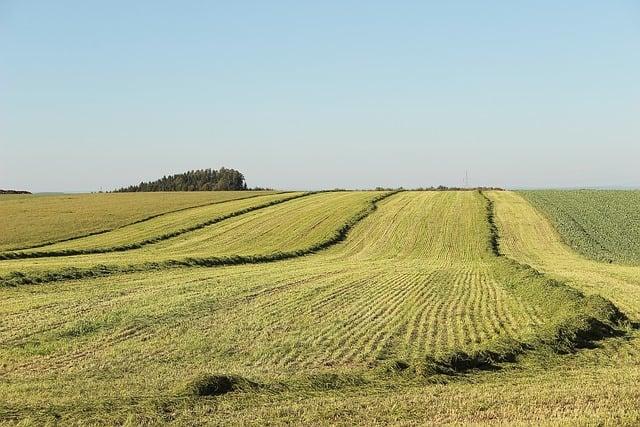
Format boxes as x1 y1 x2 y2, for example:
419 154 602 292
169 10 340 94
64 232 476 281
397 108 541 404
1 190 640 425
519 190 640 265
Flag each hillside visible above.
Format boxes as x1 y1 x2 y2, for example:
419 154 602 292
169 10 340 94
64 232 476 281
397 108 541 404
114 168 247 192
0 191 272 252
0 190 639 424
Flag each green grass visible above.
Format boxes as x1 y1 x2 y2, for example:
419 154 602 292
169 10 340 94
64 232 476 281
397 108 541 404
0 192 632 424
0 191 276 252
1 190 630 425
2 192 304 257
519 190 640 264
0 191 385 279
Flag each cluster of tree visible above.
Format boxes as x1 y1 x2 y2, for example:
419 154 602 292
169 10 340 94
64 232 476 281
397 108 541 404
114 168 247 192
0 189 31 194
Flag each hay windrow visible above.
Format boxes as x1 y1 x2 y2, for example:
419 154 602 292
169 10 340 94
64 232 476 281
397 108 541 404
397 192 631 376
371 193 630 378
0 192 311 260
4 192 286 253
183 374 259 397
0 191 400 287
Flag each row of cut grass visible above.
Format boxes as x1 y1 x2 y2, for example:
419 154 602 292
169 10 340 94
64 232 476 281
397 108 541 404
0 191 392 284
0 190 632 425
0 192 305 259
0 191 273 251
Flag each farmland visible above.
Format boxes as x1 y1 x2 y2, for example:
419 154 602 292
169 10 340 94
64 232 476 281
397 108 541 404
0 191 381 277
519 190 640 265
0 191 275 252
1 190 640 425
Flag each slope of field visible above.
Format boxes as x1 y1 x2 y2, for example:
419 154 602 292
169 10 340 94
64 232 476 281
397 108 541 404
167 192 640 425
445 190 640 424
0 191 630 425
491 191 640 319
0 191 274 252
7 192 302 255
519 190 640 264
0 192 383 277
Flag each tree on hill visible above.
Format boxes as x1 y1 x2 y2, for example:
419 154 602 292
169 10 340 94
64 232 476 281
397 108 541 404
0 189 31 194
114 168 247 192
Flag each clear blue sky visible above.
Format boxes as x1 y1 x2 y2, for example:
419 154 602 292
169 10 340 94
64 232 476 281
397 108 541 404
2 1 639 191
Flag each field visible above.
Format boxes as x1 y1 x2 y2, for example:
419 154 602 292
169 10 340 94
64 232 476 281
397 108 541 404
0 191 276 252
519 190 640 265
1 190 640 425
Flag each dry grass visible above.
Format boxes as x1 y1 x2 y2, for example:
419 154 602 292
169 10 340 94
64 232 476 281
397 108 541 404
0 191 380 277
0 190 637 425
0 191 275 251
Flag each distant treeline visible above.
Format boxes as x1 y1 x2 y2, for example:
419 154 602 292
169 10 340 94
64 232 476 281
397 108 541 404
0 189 31 195
114 168 247 192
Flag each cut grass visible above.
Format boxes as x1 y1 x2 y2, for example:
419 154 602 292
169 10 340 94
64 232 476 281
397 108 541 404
0 191 275 252
183 374 260 397
0 190 635 425
490 190 640 320
0 192 305 258
0 191 389 281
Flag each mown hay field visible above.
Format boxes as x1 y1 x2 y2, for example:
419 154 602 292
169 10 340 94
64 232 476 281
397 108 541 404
0 191 381 276
3 192 304 257
1 190 640 425
0 191 275 252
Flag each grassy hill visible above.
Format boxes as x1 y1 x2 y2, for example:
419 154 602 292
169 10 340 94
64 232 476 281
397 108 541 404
1 190 639 424
0 191 274 252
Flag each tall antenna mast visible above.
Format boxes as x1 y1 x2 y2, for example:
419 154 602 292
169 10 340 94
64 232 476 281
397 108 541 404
464 170 469 188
